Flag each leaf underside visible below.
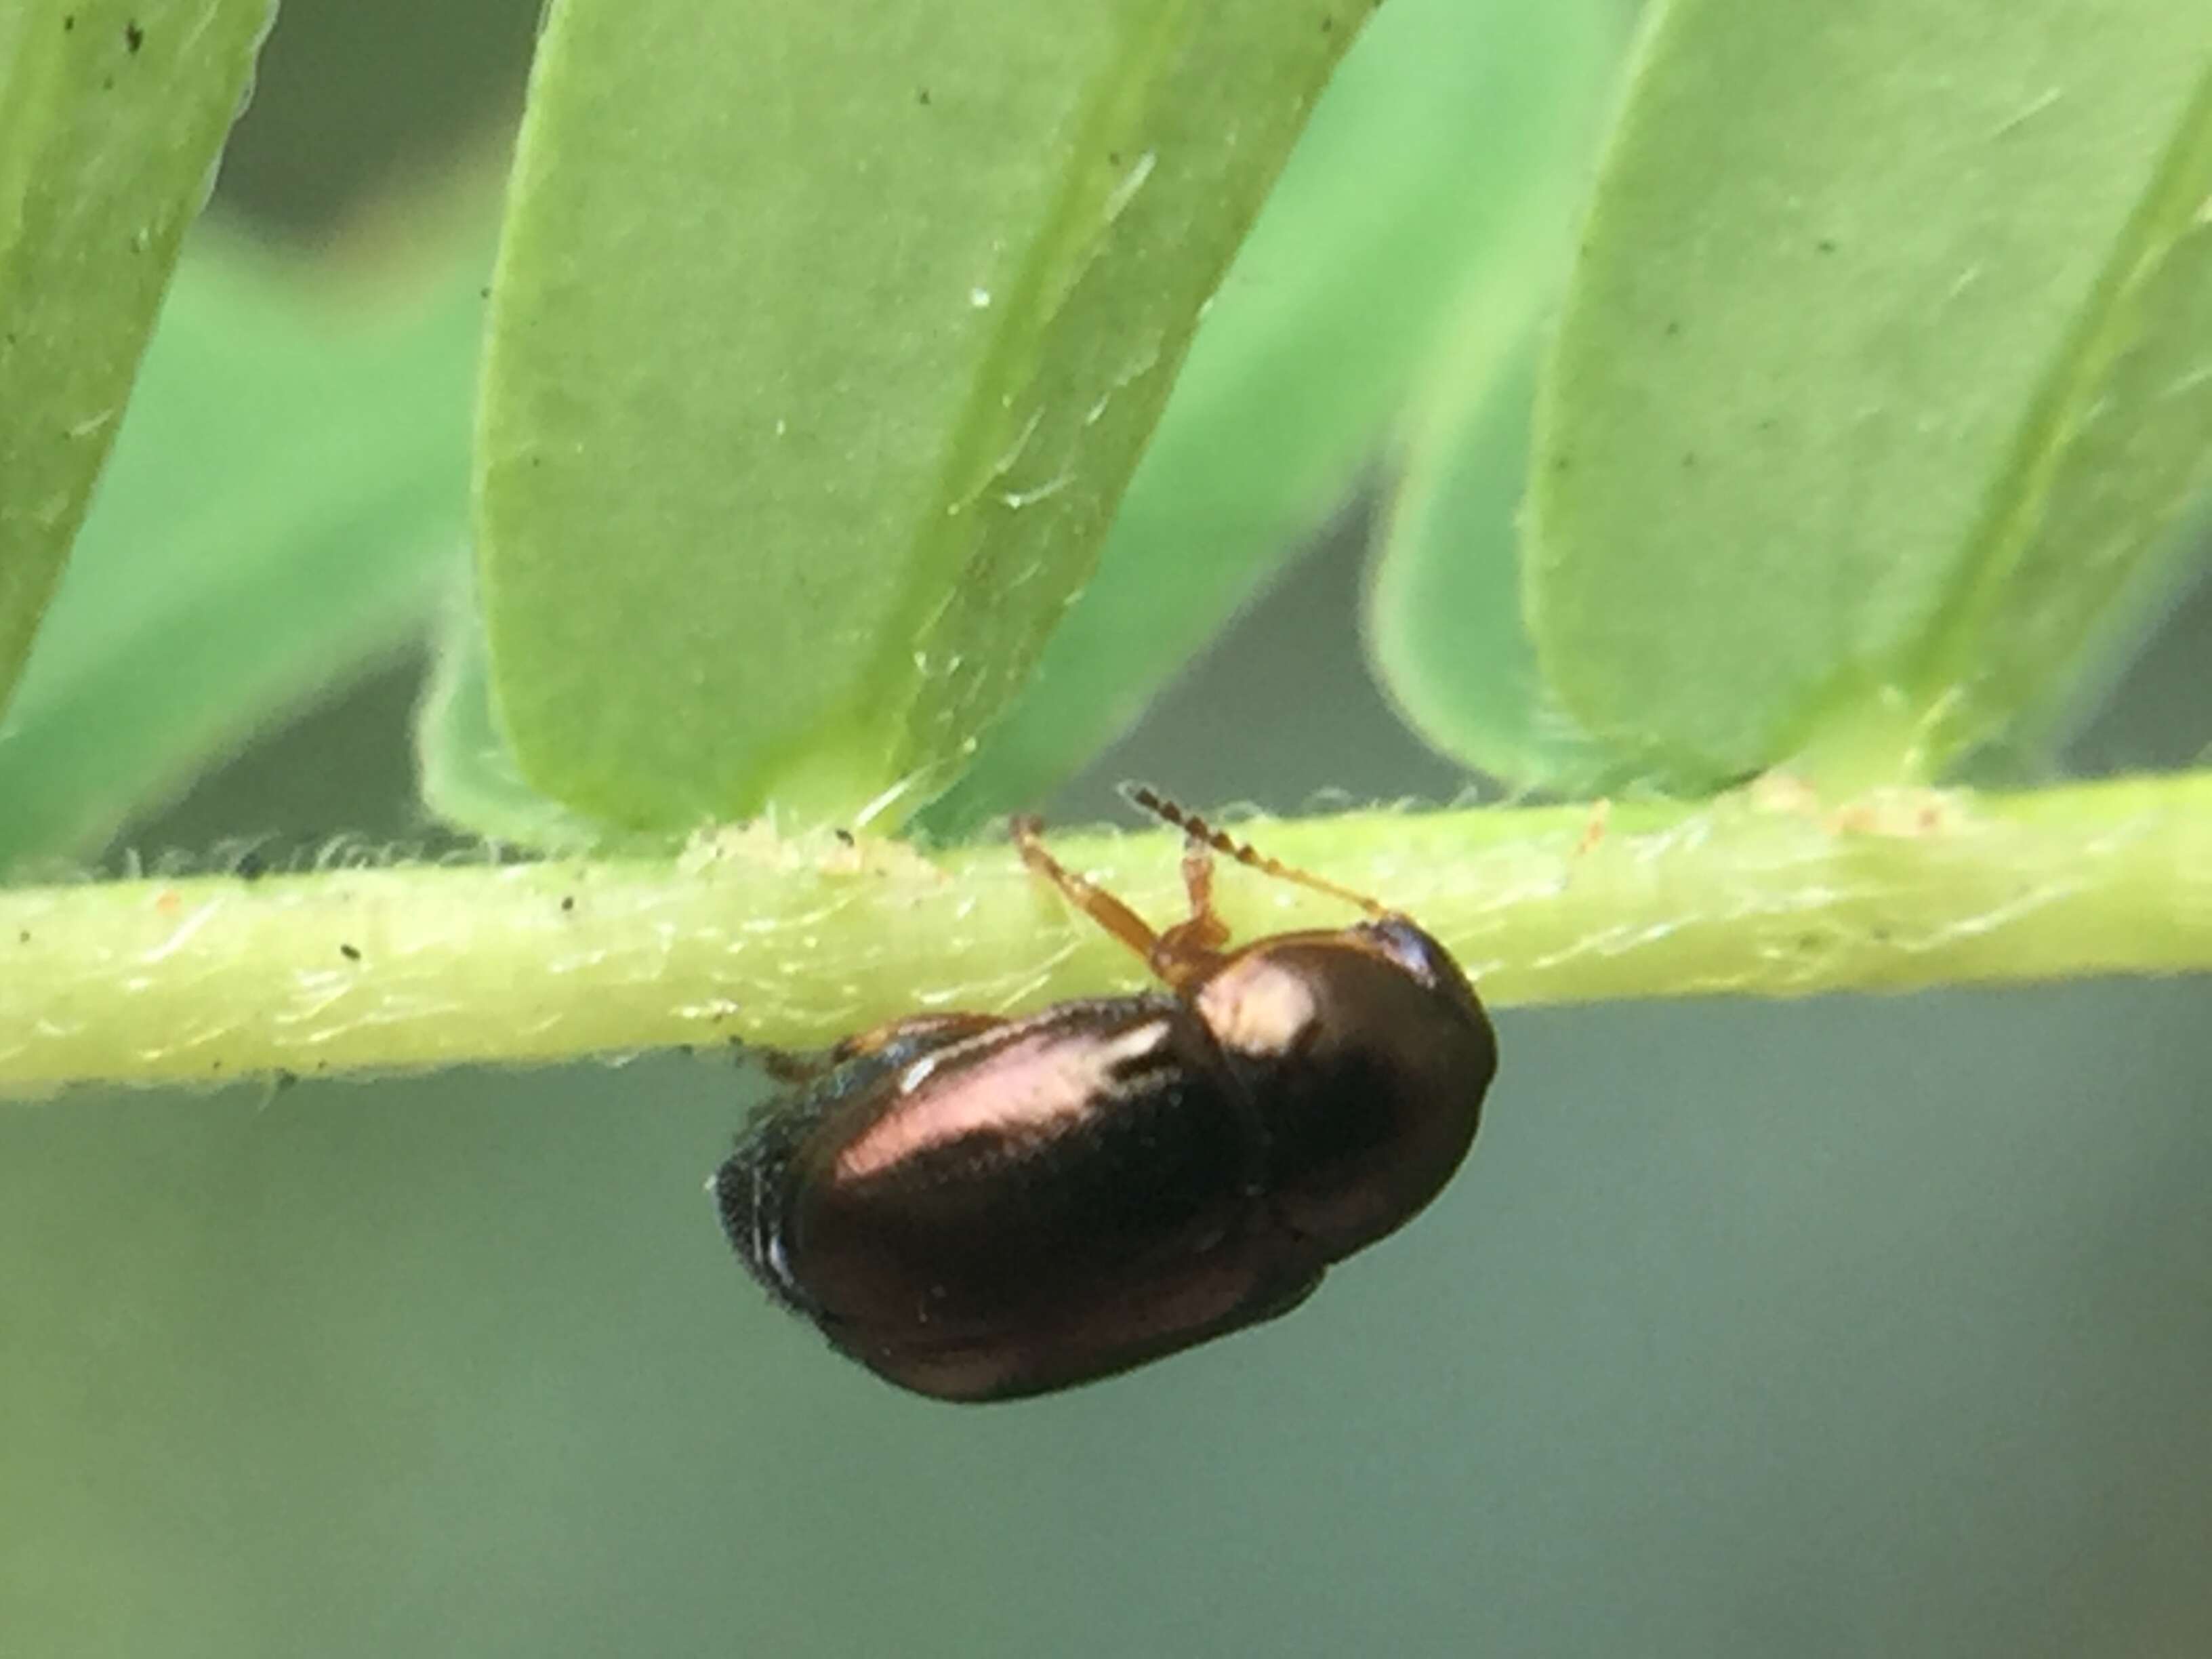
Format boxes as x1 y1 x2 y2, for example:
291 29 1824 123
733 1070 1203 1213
924 0 1627 834
1525 0 2212 794
472 0 1374 838
0 0 276 726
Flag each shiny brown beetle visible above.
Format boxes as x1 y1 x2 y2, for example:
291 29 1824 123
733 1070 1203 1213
712 789 1496 1401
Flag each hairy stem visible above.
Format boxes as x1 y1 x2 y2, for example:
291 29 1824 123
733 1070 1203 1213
2 773 2206 1093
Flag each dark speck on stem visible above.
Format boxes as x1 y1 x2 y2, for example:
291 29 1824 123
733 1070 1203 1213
339 943 362 962
125 20 143 52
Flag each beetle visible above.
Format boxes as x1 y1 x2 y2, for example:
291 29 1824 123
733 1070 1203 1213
712 789 1497 1402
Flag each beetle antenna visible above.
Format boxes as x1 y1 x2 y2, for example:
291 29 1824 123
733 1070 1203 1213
1121 785 1391 920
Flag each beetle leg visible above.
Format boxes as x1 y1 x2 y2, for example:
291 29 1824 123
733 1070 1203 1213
754 1044 833 1086
751 1019 988 1087
1154 832 1232 966
827 1012 1003 1066
1012 815 1167 960
1181 834 1229 939
1015 815 1234 991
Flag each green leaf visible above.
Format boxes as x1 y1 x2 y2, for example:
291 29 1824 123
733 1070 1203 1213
1919 109 2212 766
1529 0 2212 793
921 0 1629 836
0 229 483 870
0 0 275 722
475 0 1372 838
416 582 655 855
1368 329 1635 797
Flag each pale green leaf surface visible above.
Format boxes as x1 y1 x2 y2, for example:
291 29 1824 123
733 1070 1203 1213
1915 102 2212 764
1529 0 2212 791
920 0 1626 836
0 0 275 722
2003 505 2212 770
415 585 661 855
476 0 1370 836
1368 331 1637 798
0 230 483 869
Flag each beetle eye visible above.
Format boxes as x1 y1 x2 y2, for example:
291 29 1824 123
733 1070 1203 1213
1351 918 1473 1002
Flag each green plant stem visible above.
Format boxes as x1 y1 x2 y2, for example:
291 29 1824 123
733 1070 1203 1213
1 773 2206 1093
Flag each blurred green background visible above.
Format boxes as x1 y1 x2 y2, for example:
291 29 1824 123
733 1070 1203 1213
5 2 2211 1654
